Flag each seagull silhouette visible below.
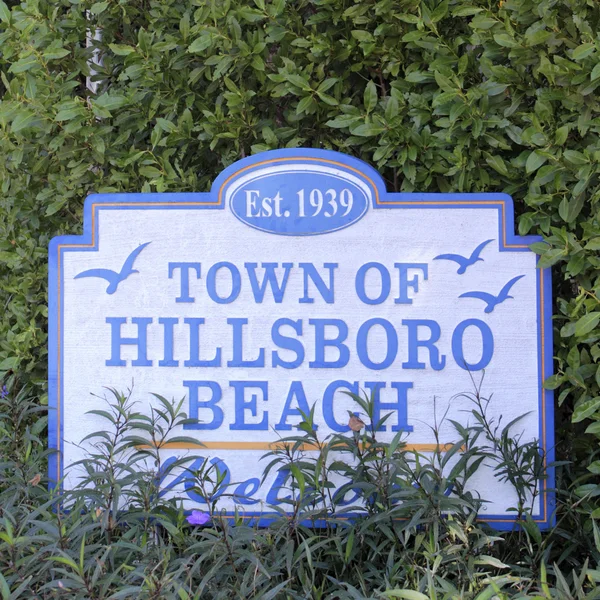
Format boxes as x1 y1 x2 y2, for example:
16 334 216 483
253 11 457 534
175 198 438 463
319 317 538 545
433 239 494 274
74 242 151 294
459 275 525 313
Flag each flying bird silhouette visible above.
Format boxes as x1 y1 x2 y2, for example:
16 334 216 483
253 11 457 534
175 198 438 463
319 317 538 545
433 239 494 274
459 274 525 313
74 242 151 294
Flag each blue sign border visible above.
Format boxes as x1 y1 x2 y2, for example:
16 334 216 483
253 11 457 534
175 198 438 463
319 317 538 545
48 148 555 530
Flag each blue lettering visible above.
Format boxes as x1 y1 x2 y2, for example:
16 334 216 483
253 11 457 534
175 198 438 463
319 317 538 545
402 319 446 371
184 317 221 367
275 381 313 431
366 381 414 432
228 318 265 367
206 262 241 304
395 263 428 304
309 319 349 368
229 381 269 430
245 262 293 303
266 468 292 505
185 457 230 503
271 318 304 369
299 263 337 304
355 262 390 305
183 380 223 430
158 317 178 367
357 318 398 370
233 478 261 505
322 380 358 432
106 317 152 367
452 319 494 370
168 262 201 303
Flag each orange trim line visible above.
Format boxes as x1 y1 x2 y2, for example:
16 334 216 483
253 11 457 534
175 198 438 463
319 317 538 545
540 266 547 519
216 157 381 205
137 441 457 452
217 513 548 523
56 251 61 481
214 156 529 249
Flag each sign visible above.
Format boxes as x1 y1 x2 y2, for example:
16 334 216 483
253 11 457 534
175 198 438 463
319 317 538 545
49 149 554 529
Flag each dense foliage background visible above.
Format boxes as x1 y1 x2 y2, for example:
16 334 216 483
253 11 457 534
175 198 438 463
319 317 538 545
0 0 599 596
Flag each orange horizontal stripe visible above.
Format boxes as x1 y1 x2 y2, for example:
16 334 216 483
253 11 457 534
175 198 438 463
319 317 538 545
138 441 457 452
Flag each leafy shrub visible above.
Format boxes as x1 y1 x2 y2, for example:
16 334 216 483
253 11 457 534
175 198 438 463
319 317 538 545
1 0 600 593
1 376 599 598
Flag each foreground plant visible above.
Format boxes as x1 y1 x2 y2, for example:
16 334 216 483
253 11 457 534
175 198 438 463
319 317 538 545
0 373 597 598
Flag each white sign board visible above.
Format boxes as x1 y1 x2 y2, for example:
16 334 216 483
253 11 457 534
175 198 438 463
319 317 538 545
49 149 554 529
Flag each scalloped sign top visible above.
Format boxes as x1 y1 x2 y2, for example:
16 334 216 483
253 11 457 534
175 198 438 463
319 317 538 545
224 161 374 235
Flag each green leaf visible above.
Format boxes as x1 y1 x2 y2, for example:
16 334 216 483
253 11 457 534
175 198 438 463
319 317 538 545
523 515 543 544
588 461 600 475
543 374 564 390
525 150 548 173
364 80 378 113
180 12 190 41
43 47 70 60
109 44 136 56
316 78 337 93
537 248 566 268
0 0 10 23
9 55 39 73
431 0 448 22
236 7 264 22
474 555 509 569
0 356 18 371
93 93 128 112
90 1 109 14
494 33 519 48
585 421 600 435
251 55 265 71
572 43 596 61
526 29 551 46
296 94 315 114
316 91 337 106
486 155 508 176
55 107 86 121
0 571 10 600
351 123 385 137
471 15 497 30
11 111 38 132
434 71 454 91
286 73 311 91
573 397 600 423
156 118 177 133
558 195 584 223
432 90 459 107
405 71 432 83
529 242 550 255
384 591 429 600
188 34 212 53
352 30 374 43
326 115 360 129
563 149 588 165
46 199 66 216
574 312 600 337
452 6 483 16
395 13 421 23
554 125 569 145
585 238 600 250
139 166 163 178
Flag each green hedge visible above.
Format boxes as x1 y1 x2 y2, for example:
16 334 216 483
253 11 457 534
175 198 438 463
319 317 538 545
0 0 598 509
